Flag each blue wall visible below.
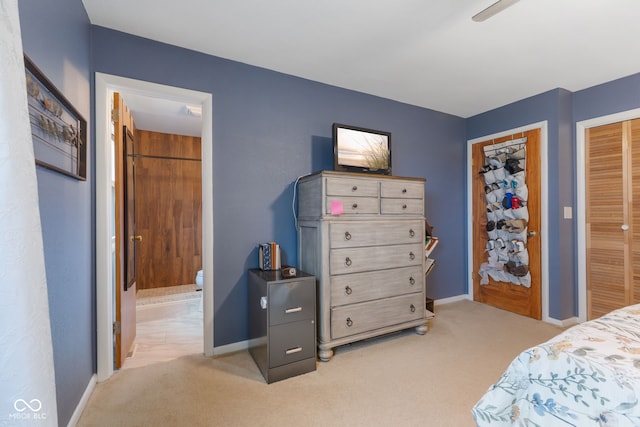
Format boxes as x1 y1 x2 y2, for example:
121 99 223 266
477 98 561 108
18 0 640 421
18 0 93 425
90 27 467 346
466 74 640 321
466 89 575 320
574 73 640 122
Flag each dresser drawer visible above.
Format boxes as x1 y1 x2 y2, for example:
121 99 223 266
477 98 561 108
269 320 316 368
326 176 379 197
380 180 424 199
330 242 423 275
329 220 423 248
331 266 423 306
331 293 425 339
380 198 424 215
269 280 315 326
325 196 379 215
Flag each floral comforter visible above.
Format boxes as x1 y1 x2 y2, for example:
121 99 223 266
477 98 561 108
472 304 640 426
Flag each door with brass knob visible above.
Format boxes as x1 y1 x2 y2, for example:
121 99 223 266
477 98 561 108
471 127 542 320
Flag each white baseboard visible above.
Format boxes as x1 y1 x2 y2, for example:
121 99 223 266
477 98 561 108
434 294 471 306
545 316 579 328
434 294 579 327
213 339 249 356
211 295 579 357
67 374 96 427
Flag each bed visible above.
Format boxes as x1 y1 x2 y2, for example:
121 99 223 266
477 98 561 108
472 304 640 426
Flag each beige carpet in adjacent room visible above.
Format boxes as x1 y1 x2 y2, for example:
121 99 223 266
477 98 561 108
78 299 564 427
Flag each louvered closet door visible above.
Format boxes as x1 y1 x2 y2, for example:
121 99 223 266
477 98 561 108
586 119 640 319
632 119 640 305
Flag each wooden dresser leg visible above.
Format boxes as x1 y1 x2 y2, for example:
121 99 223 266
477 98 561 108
318 345 334 362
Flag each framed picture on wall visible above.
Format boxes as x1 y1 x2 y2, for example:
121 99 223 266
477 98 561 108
24 54 87 180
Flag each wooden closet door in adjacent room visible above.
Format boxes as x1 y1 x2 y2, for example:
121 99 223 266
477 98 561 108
586 118 640 319
135 130 202 290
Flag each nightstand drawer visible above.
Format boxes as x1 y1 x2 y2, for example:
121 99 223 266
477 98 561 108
269 280 315 326
269 320 316 368
330 242 424 275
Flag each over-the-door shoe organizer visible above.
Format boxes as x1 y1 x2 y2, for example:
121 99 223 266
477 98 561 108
478 138 531 287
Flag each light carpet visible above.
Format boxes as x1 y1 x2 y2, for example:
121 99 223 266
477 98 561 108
78 299 564 427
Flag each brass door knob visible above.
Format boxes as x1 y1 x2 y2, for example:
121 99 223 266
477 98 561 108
130 235 143 242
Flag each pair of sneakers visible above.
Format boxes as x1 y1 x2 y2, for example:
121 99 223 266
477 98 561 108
505 260 529 277
486 238 525 253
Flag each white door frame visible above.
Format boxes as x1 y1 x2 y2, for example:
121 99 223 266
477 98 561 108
466 121 551 322
576 108 640 322
95 73 214 382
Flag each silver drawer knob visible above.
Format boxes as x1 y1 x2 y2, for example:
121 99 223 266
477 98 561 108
344 231 352 240
345 286 352 295
352 185 357 192
402 188 407 193
409 276 415 285
410 304 416 313
346 317 353 327
409 252 415 260
345 257 352 267
409 229 415 237
402 204 407 209
352 203 358 209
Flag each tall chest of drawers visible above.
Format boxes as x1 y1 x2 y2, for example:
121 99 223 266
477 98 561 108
297 171 429 361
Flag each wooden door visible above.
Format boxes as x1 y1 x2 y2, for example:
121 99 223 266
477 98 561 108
472 128 542 319
134 130 202 290
586 118 640 319
113 92 136 369
124 126 138 291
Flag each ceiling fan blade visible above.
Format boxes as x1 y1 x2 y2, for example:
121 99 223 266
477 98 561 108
472 0 521 22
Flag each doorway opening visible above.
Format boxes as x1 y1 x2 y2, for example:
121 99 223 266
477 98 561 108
95 73 214 381
122 126 204 369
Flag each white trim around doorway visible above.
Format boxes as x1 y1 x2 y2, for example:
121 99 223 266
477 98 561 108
576 108 640 323
466 121 550 322
95 73 214 382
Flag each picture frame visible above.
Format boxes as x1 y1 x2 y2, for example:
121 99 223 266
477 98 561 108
24 54 87 180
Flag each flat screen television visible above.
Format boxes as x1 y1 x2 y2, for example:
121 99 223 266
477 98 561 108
333 123 392 175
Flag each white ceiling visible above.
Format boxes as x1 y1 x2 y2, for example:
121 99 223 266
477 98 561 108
83 0 640 135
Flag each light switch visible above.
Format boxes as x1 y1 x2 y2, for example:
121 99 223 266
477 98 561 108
563 206 572 219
